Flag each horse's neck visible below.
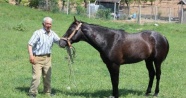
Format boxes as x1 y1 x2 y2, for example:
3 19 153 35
82 24 116 52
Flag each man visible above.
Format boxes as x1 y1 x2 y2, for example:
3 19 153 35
28 17 60 97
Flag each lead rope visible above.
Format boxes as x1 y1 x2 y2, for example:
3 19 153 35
66 46 77 90
62 23 82 90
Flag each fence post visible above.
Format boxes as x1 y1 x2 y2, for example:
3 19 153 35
67 0 69 15
181 4 183 24
137 5 141 24
154 6 157 22
169 8 171 23
114 3 116 20
88 1 90 18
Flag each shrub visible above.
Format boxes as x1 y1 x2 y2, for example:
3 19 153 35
29 0 39 8
13 22 26 31
76 4 86 16
96 8 111 20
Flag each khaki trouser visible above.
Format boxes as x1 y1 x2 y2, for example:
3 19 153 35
29 55 51 95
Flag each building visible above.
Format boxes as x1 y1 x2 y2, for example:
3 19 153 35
88 0 121 19
178 0 186 23
95 0 121 13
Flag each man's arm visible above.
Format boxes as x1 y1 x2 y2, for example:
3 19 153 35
53 32 60 46
28 44 35 64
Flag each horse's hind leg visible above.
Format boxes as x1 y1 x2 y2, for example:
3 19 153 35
153 60 162 96
145 59 155 96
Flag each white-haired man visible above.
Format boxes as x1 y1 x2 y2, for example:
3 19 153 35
28 17 60 98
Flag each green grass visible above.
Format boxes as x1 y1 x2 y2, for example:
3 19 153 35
0 3 186 98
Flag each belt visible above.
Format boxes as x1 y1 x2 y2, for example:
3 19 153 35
34 54 50 57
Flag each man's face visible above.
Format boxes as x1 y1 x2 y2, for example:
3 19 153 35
43 20 52 32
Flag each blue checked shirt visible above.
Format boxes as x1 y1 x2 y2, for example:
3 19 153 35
28 28 60 55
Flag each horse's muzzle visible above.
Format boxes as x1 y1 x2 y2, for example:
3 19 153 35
59 39 67 48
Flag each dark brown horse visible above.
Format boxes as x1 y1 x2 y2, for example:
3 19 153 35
59 17 169 98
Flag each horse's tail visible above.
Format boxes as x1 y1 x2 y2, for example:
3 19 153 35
151 31 169 61
163 36 169 60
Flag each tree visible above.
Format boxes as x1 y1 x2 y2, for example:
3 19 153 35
61 0 66 11
15 0 22 5
45 0 49 11
124 0 129 8
149 0 156 5
73 0 90 8
84 0 87 8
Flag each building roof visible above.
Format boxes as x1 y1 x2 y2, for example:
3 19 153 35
96 0 121 3
178 0 186 4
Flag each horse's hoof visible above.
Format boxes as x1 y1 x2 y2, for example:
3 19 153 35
145 92 151 96
145 93 150 96
108 96 115 98
153 93 158 97
145 90 152 96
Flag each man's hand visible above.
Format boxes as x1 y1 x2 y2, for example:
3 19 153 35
28 44 35 64
29 55 35 64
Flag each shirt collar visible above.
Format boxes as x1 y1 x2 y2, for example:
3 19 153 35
42 28 52 36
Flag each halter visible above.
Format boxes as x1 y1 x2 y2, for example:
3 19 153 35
61 22 82 48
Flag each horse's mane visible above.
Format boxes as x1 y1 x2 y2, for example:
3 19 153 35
80 21 125 32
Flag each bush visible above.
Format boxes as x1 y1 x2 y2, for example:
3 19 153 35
76 4 86 16
13 22 26 31
96 8 111 20
29 0 39 8
20 0 29 6
51 1 59 13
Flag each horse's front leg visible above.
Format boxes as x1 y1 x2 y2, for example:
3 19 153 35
100 54 120 98
106 63 120 98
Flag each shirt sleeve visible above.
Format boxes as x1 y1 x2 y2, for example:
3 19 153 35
28 31 39 46
53 32 60 45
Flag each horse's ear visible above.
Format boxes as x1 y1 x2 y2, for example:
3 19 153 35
74 16 77 22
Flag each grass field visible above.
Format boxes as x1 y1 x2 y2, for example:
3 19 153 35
0 3 186 98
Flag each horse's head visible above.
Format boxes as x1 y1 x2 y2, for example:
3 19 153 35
59 16 83 48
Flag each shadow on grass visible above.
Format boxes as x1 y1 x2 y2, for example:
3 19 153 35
15 87 144 97
15 87 29 93
56 88 144 98
15 87 62 94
